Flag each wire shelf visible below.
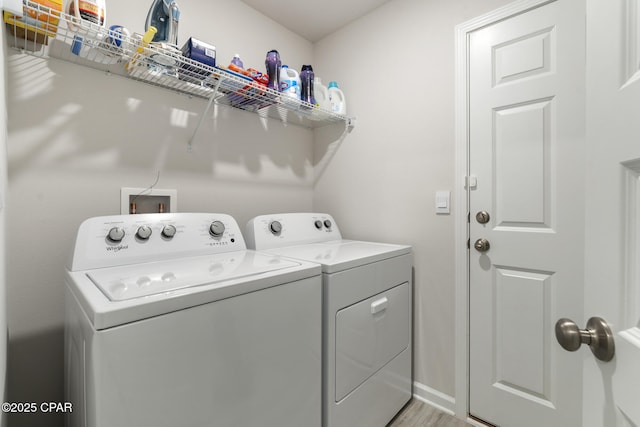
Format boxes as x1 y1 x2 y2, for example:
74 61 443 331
4 1 350 129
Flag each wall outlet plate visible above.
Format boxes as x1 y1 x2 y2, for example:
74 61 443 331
121 188 177 214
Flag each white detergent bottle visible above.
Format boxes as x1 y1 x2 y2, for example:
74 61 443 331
314 77 331 110
280 65 301 99
328 81 347 115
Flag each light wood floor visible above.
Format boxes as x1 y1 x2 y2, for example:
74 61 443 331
387 399 474 427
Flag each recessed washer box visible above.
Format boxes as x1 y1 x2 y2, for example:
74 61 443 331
120 188 177 214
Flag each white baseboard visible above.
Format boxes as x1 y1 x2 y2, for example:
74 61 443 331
412 382 491 426
412 381 456 416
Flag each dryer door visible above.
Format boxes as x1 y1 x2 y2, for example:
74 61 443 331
335 282 410 401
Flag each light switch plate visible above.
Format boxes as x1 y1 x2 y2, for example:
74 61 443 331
435 191 450 214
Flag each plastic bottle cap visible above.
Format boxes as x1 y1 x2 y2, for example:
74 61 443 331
328 81 339 88
282 64 289 68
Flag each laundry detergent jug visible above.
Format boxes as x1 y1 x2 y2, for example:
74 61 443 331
280 65 300 100
328 81 347 115
314 77 330 110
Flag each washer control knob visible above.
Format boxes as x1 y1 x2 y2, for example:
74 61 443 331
269 221 282 235
107 227 125 242
314 220 323 229
162 224 177 238
136 225 152 240
209 221 225 237
323 219 332 229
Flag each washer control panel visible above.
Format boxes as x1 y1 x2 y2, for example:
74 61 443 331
246 213 342 250
69 213 246 271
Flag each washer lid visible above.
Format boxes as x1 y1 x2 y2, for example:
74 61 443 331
87 250 300 301
265 240 411 273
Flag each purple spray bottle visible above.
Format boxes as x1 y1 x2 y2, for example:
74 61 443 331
300 65 315 106
265 50 281 91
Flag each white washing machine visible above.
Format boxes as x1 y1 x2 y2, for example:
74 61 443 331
64 213 322 427
246 213 412 427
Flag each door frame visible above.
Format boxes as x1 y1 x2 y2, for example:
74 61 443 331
453 0 558 420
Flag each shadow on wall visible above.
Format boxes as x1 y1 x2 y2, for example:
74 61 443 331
6 52 314 184
313 117 351 184
7 327 64 427
4 46 318 427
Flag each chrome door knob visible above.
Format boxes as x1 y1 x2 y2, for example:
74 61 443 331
474 238 490 252
476 211 490 224
555 317 615 362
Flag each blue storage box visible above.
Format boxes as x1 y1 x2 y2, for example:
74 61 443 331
180 37 216 82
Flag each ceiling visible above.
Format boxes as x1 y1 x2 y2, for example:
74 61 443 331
238 0 392 42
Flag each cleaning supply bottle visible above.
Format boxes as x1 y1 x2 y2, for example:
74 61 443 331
67 0 106 55
265 50 281 92
145 0 180 45
300 65 315 106
328 81 347 115
231 54 243 68
314 77 330 110
228 54 246 76
280 65 300 99
67 0 106 28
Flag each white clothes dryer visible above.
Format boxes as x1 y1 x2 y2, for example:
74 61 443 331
65 213 322 427
246 213 412 427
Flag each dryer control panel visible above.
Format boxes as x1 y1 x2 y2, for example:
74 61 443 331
246 213 342 250
68 213 246 271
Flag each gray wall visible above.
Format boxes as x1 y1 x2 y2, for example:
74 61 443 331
312 0 512 404
4 0 517 426
6 1 314 426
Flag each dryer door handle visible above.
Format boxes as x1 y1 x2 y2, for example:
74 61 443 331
371 297 389 315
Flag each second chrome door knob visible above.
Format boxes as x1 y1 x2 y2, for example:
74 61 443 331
474 238 490 252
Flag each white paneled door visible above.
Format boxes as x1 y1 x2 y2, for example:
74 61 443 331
468 0 640 426
583 0 640 426
468 0 586 425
